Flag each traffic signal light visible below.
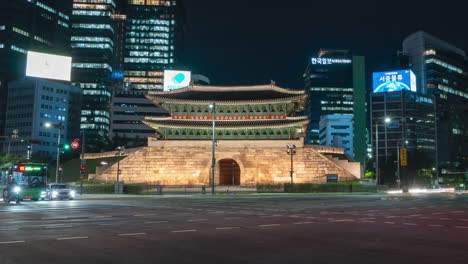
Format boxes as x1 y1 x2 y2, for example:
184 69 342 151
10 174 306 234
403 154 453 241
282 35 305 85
80 165 85 171
63 144 70 150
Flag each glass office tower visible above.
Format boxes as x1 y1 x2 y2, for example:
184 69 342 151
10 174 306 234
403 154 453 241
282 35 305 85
71 0 116 149
304 49 367 164
123 0 182 91
403 31 468 173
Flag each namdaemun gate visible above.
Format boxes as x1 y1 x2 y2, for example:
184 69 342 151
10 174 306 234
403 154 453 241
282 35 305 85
88 84 362 185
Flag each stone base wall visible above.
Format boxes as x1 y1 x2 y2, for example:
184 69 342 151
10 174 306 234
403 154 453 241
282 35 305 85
89 144 361 185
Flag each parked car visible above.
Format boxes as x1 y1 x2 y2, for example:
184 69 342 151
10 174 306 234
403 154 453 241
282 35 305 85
41 183 76 200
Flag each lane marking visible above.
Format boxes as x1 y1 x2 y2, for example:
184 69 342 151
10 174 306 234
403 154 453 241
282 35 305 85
0 240 25 245
134 214 156 217
293 222 316 225
360 221 375 223
171 229 197 233
384 222 395 224
428 224 443 227
57 236 88 241
45 225 72 229
224 217 243 220
216 227 240 230
455 226 468 229
187 219 208 222
432 212 444 215
117 233 147 236
260 215 282 218
0 228 19 231
440 218 453 221
144 221 168 224
403 223 418 226
258 224 280 227
333 219 354 222
408 214 422 217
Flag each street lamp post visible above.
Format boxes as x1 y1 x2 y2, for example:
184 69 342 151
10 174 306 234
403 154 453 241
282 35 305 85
375 117 391 186
80 126 86 195
45 122 63 183
286 145 297 184
209 103 216 195
115 146 125 194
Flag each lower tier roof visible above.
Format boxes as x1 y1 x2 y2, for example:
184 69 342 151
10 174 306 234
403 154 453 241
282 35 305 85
143 116 309 129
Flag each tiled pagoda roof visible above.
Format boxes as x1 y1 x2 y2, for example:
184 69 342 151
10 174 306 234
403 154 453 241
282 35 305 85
146 84 306 105
143 116 309 129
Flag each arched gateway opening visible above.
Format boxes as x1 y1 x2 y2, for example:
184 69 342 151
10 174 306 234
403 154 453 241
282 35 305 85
219 159 240 185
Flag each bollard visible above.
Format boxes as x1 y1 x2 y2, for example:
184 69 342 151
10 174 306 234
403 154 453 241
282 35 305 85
156 185 162 195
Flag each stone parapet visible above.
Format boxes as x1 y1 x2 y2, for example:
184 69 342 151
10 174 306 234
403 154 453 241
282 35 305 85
89 143 360 185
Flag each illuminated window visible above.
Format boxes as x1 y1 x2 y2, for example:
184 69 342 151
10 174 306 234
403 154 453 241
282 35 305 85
73 10 111 16
124 57 168 64
124 77 163 83
11 45 27 54
124 44 169 51
127 25 170 33
124 71 146 76
72 36 113 45
0 25 5 30
37 1 56 14
34 36 52 45
72 63 113 72
71 43 113 51
12 27 30 37
129 51 167 57
58 12 70 20
424 49 436 56
425 58 463 74
128 19 170 26
438 84 468 99
58 20 69 28
72 23 114 33
73 3 111 10
0 44 4 48
452 128 462 135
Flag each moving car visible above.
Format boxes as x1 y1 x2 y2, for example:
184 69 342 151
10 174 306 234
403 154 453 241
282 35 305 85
41 183 76 200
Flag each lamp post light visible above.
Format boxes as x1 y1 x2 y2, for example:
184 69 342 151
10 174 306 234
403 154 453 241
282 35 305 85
115 146 125 184
209 103 216 195
45 122 63 183
286 144 297 184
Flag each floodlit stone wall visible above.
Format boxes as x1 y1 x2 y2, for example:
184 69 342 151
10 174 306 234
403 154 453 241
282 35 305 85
89 142 360 185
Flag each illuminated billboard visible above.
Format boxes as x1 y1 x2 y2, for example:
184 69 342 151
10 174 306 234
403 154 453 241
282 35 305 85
373 70 416 93
164 70 191 91
311 57 352 65
26 51 72 82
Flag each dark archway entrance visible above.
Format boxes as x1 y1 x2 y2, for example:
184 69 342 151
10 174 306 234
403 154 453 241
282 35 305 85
219 159 240 185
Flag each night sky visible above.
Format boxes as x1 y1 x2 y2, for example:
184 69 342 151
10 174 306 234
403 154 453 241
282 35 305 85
181 0 467 89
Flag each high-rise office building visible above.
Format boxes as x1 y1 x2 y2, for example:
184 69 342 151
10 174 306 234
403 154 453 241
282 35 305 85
71 0 117 150
304 49 367 164
403 31 468 172
123 0 183 91
4 77 82 159
370 90 436 186
0 0 72 150
319 114 354 157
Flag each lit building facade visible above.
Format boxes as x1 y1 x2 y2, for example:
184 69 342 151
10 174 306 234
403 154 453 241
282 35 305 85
110 91 168 146
304 49 367 163
370 90 436 186
319 114 354 157
71 0 116 149
123 0 183 91
403 31 468 172
0 0 71 150
4 78 82 159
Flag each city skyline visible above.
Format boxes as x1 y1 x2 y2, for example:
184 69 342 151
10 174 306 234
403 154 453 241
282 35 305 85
181 0 467 88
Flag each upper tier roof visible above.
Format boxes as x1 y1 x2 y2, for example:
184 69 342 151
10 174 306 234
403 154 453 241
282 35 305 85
146 84 306 104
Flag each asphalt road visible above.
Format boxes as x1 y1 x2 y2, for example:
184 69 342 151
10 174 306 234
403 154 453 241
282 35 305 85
1 193 468 264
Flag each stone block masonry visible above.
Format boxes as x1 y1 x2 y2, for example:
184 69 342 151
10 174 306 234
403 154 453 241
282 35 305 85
88 140 360 185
